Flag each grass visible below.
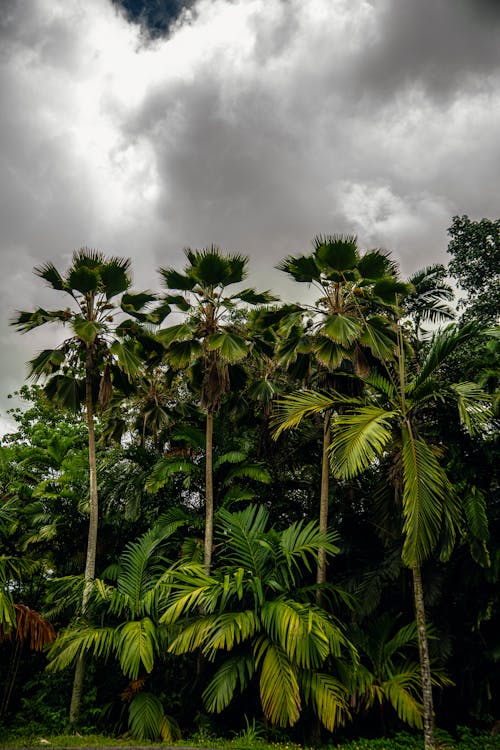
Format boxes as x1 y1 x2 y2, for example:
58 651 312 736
0 728 497 750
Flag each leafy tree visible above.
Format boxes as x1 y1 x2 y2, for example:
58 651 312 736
273 322 492 750
161 505 354 732
157 246 275 571
447 215 500 324
12 248 154 724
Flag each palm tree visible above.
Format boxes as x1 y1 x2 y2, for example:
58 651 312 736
12 248 155 724
275 235 408 586
342 614 450 733
402 264 454 349
273 322 491 750
157 246 276 571
47 522 184 741
160 505 354 731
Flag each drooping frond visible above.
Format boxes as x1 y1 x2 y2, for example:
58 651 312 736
299 671 350 731
384 670 424 728
48 625 116 672
254 636 301 727
203 652 254 713
271 390 336 438
330 407 396 479
451 381 493 435
128 691 164 741
410 322 478 391
400 427 455 567
116 617 158 679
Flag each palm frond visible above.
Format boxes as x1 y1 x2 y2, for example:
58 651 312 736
203 652 254 713
330 407 396 479
116 617 158 679
254 636 301 727
400 428 454 567
300 671 350 730
271 390 336 438
48 625 116 672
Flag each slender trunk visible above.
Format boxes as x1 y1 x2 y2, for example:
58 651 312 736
412 565 435 750
0 639 21 718
316 410 331 590
204 410 214 573
69 345 99 727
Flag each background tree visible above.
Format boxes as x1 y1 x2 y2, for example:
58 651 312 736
447 215 500 324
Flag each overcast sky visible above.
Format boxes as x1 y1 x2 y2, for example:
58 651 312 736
1 0 500 432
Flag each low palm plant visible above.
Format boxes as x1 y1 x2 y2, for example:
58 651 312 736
47 521 184 741
161 505 355 731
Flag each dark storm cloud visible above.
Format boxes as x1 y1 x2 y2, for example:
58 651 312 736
352 0 500 100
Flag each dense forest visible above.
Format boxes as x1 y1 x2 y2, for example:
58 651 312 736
0 216 498 750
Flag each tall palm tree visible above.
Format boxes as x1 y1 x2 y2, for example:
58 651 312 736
273 322 491 750
12 248 155 724
157 246 275 571
275 235 408 586
161 505 354 731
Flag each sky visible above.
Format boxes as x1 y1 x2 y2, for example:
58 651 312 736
1 0 500 432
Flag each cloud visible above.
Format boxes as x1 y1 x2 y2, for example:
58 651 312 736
1 0 499 428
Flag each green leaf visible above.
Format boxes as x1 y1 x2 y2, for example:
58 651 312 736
121 291 156 315
300 671 350 730
99 259 131 298
322 314 363 345
372 279 413 304
203 653 254 713
314 338 349 369
34 262 66 290
68 266 100 294
116 618 157 679
160 268 196 291
247 379 275 403
234 288 278 305
145 457 195 493
110 341 143 379
128 692 164 741
330 407 396 479
314 235 358 272
157 323 193 346
400 428 454 567
255 637 301 727
72 318 102 343
277 255 320 283
272 390 335 438
27 349 65 378
360 318 397 360
207 332 248 361
167 339 203 368
357 250 394 280
12 308 72 332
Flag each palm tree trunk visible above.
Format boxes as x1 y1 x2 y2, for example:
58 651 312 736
69 345 99 726
317 410 331 589
204 410 214 573
412 565 435 750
